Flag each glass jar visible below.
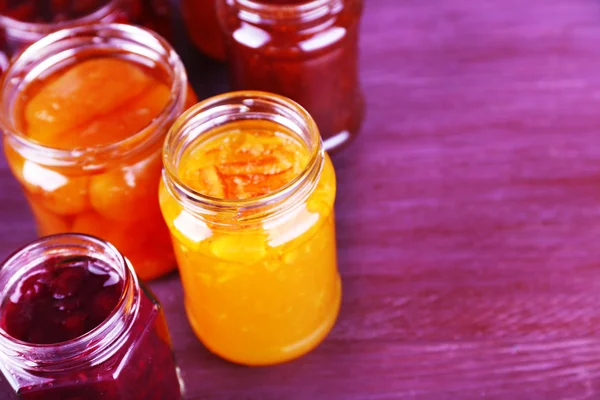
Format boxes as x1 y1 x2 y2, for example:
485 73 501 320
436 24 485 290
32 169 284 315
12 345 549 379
0 23 195 281
0 234 182 400
159 91 341 366
0 0 172 71
181 0 226 61
217 0 364 151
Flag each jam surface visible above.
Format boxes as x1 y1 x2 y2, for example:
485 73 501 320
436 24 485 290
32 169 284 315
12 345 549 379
0 256 123 344
179 122 309 200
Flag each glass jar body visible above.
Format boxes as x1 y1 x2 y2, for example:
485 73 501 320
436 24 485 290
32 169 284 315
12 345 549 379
0 24 195 281
217 0 364 151
181 0 226 61
4 142 177 281
159 91 341 365
0 234 182 400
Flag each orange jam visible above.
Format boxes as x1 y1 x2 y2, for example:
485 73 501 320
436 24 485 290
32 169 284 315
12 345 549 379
160 119 341 365
4 57 197 281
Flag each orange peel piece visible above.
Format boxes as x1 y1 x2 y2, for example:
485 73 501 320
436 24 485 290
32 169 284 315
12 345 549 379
179 127 309 200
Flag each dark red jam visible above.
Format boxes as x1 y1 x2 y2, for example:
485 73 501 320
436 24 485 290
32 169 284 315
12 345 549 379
0 256 123 344
0 252 182 400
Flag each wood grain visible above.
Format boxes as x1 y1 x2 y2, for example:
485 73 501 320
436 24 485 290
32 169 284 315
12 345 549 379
3 0 600 398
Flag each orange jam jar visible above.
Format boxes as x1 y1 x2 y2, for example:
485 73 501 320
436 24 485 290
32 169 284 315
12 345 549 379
0 24 196 281
0 0 172 71
160 91 341 365
181 0 226 61
217 0 364 151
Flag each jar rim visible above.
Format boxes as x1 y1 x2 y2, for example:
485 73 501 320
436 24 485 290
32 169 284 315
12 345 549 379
0 23 187 170
228 0 344 23
0 233 140 371
0 0 120 34
162 90 324 223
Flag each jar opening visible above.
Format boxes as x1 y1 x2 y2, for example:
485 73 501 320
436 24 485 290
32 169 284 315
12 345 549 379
0 23 187 170
162 90 324 223
0 0 119 35
0 234 139 371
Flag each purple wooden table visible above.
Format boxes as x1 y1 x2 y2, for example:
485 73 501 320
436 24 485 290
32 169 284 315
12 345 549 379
3 0 600 398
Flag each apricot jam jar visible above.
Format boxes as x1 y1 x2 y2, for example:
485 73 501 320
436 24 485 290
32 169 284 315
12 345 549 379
160 91 341 366
217 0 364 151
0 234 182 400
181 0 226 61
0 24 196 281
0 0 172 71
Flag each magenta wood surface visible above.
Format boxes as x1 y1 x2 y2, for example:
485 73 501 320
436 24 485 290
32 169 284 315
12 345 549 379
3 0 600 398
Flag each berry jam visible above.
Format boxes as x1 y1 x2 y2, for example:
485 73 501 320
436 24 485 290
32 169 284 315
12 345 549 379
0 237 182 400
0 256 123 344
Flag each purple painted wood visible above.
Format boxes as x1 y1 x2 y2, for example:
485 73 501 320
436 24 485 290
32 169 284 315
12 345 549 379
3 0 600 398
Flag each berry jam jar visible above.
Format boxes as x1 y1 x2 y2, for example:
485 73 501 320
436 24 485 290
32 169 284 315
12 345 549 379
217 0 364 151
0 234 183 400
160 91 341 365
0 23 196 281
0 0 172 71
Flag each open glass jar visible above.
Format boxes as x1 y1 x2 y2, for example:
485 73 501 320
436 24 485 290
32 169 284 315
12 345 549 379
160 91 341 366
217 0 364 151
0 234 182 400
0 23 195 281
0 0 172 72
181 0 226 61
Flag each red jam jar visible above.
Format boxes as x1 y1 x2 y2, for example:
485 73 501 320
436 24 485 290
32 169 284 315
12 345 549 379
217 0 365 151
0 0 172 70
181 0 226 61
0 234 183 400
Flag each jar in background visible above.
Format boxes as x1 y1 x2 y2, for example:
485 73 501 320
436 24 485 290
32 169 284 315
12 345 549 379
0 234 182 400
0 0 172 71
217 0 364 151
160 91 341 366
0 24 196 281
181 0 227 61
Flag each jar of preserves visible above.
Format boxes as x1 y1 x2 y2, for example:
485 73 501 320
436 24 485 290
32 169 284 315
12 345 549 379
0 23 197 281
160 91 341 365
181 0 226 61
0 233 183 400
217 0 364 151
0 0 172 71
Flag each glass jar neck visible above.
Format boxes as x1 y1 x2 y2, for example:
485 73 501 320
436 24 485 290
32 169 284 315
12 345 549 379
226 0 345 26
162 90 325 227
0 23 187 171
0 234 140 373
